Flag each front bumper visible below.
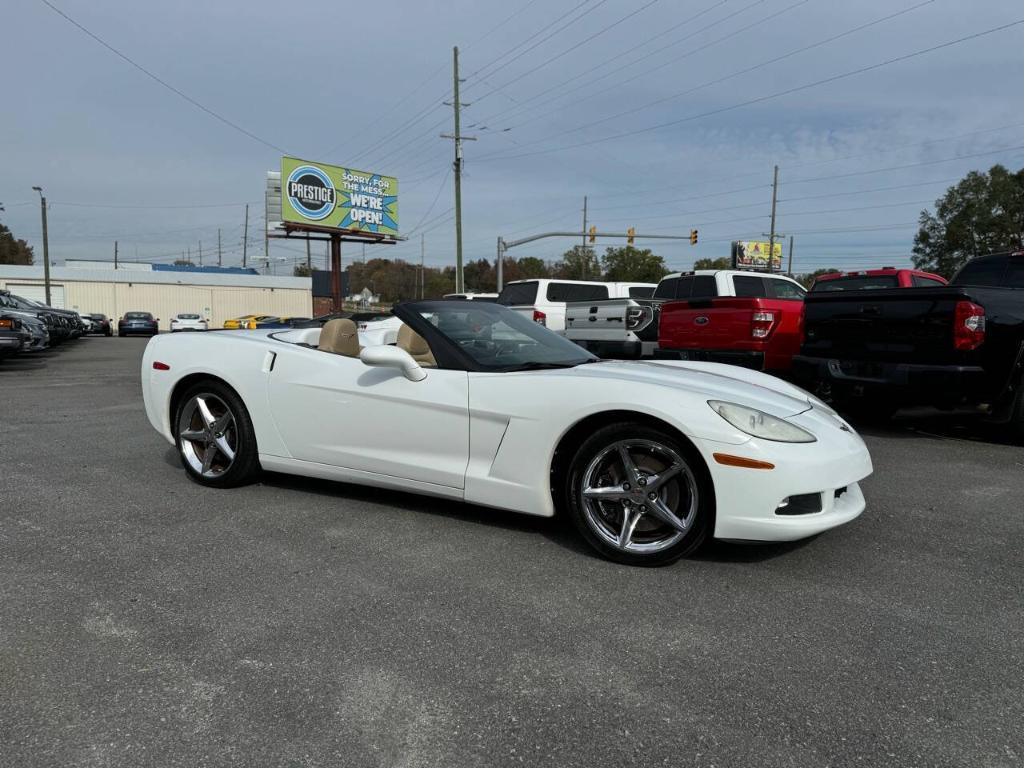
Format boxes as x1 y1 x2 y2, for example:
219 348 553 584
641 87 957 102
791 355 989 404
695 405 873 542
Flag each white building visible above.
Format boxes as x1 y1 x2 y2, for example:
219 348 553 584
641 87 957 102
0 264 312 332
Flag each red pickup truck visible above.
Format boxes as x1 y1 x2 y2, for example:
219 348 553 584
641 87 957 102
658 268 947 373
658 270 807 372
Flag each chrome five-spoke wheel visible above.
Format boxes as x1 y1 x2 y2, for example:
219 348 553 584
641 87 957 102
177 393 238 478
566 423 710 565
580 439 698 555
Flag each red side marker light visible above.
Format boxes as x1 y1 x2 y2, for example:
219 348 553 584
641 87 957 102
153 361 170 371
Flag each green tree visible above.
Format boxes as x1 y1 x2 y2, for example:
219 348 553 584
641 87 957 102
293 263 313 277
173 259 194 267
693 256 731 270
601 246 669 283
913 164 1024 278
794 268 839 289
0 221 34 265
553 246 599 280
515 256 550 279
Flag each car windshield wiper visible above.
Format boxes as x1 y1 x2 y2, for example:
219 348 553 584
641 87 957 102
502 361 576 371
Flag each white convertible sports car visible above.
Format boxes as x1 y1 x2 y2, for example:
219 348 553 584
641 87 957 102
141 300 872 566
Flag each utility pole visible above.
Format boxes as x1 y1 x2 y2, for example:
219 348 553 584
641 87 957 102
441 46 476 294
420 234 425 299
768 164 779 272
581 196 588 251
242 204 249 268
788 235 794 275
198 240 203 267
187 246 191 264
32 187 51 306
217 229 222 267
114 240 118 270
581 195 589 279
306 237 311 271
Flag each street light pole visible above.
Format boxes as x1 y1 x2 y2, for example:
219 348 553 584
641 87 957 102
32 186 52 306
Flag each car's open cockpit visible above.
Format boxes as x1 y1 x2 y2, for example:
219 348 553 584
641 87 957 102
273 318 437 367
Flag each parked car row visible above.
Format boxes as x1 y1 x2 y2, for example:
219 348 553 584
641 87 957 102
0 289 101 361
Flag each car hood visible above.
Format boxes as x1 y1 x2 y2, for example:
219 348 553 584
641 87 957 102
563 359 815 417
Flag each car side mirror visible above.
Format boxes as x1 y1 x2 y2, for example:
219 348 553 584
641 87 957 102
359 344 426 382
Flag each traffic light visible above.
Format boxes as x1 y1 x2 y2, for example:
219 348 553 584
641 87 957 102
690 229 698 245
588 225 597 244
627 226 635 245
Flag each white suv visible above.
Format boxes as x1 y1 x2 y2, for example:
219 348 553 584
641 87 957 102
496 279 656 332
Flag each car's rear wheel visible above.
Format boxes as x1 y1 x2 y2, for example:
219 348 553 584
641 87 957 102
174 380 260 488
565 423 712 566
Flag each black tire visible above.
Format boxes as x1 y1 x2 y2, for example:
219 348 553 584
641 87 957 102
1009 382 1024 444
564 422 713 566
173 379 261 488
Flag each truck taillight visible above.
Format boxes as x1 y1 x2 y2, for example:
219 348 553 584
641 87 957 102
533 309 547 326
953 301 985 350
626 305 653 331
751 310 777 340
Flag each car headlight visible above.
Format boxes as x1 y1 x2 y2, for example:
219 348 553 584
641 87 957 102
708 400 816 443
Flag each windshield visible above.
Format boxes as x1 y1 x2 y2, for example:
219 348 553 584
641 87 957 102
408 301 597 371
125 312 152 319
177 313 201 320
812 275 898 292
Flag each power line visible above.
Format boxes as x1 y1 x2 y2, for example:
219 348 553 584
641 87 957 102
466 0 665 106
406 170 452 236
36 0 287 154
545 0 937 139
344 0 599 165
473 18 1024 162
479 0 784 129
469 0 729 127
463 0 603 85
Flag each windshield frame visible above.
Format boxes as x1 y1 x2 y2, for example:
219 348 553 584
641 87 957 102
393 300 599 373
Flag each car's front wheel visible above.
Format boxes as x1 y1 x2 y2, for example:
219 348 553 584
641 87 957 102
565 423 713 566
174 380 260 488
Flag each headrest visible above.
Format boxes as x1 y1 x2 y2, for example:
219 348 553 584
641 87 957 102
319 318 360 356
397 324 430 356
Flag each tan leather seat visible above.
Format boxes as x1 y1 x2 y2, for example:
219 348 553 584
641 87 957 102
318 318 361 357
397 324 436 367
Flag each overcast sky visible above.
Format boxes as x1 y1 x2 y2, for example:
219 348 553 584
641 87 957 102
2 0 1022 275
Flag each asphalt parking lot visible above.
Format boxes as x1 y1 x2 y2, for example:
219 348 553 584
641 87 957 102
2 338 1022 768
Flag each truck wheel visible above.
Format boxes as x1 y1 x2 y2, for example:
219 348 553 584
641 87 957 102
1009 384 1024 443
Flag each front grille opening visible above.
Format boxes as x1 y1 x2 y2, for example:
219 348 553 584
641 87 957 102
834 486 848 500
775 492 823 516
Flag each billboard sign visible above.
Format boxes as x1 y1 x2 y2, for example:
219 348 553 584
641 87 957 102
280 157 398 236
732 240 783 271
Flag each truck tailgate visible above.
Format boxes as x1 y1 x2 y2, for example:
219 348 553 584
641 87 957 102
565 299 654 341
802 287 968 364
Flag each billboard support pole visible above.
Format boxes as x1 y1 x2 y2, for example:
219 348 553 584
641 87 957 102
330 233 342 312
243 204 249 268
768 164 779 272
788 235 794 275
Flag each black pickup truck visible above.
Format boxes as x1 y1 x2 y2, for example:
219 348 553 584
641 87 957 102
792 251 1024 434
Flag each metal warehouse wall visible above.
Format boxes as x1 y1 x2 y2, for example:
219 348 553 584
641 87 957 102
0 278 312 332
